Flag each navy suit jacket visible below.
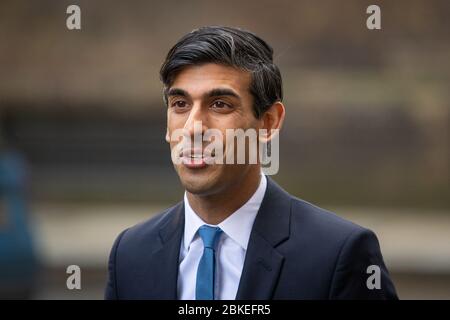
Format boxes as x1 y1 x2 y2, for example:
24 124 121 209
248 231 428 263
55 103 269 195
105 177 398 299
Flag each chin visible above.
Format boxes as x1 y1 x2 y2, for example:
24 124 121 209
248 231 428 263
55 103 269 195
181 178 219 196
176 165 225 196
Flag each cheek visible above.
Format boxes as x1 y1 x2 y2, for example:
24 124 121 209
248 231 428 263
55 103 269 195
210 111 253 130
167 113 187 134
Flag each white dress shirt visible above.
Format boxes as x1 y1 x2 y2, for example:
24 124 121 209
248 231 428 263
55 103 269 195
177 174 267 300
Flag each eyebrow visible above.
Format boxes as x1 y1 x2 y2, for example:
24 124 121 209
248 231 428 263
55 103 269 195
206 88 240 99
166 88 189 98
166 87 241 100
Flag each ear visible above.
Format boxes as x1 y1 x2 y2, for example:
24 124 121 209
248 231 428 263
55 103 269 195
259 101 285 143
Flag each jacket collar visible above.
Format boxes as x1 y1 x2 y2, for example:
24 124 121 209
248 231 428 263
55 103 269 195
235 176 291 299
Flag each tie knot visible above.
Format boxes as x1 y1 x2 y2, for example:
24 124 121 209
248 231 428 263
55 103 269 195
198 225 222 249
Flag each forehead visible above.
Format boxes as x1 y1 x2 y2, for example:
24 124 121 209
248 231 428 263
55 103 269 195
170 63 252 97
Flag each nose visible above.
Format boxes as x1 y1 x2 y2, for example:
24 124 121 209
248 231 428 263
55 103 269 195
184 103 208 138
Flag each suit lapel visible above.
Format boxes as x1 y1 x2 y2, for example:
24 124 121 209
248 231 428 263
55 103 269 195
235 177 292 299
146 202 184 299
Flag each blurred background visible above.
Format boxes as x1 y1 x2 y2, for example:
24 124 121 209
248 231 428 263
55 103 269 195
0 0 448 299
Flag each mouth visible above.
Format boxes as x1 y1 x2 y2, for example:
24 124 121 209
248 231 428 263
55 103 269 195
179 149 216 169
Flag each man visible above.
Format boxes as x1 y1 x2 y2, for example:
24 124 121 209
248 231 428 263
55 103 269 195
105 26 398 300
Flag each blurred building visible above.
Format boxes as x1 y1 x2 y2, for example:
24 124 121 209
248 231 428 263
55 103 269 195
0 0 448 299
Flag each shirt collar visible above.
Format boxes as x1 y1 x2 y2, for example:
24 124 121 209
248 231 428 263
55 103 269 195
183 173 267 251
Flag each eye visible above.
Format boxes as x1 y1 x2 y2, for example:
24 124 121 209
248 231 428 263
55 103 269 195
211 100 232 110
171 100 189 109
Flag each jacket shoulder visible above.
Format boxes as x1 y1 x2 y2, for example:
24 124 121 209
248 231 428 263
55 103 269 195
289 195 369 240
105 202 183 299
116 202 183 250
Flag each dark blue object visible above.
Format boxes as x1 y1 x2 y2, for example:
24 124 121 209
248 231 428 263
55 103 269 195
105 177 398 300
0 150 38 298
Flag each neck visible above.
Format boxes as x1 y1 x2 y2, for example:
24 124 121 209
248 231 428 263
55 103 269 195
186 166 262 225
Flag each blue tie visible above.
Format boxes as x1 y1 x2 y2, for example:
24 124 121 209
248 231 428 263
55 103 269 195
195 225 222 300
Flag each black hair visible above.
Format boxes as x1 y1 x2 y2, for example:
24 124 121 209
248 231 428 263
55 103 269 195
160 26 283 118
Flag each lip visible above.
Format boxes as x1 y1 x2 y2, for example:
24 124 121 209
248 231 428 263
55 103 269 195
180 148 204 158
180 149 212 169
181 156 208 169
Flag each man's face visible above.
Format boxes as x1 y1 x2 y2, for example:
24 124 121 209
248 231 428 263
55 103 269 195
166 63 262 196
